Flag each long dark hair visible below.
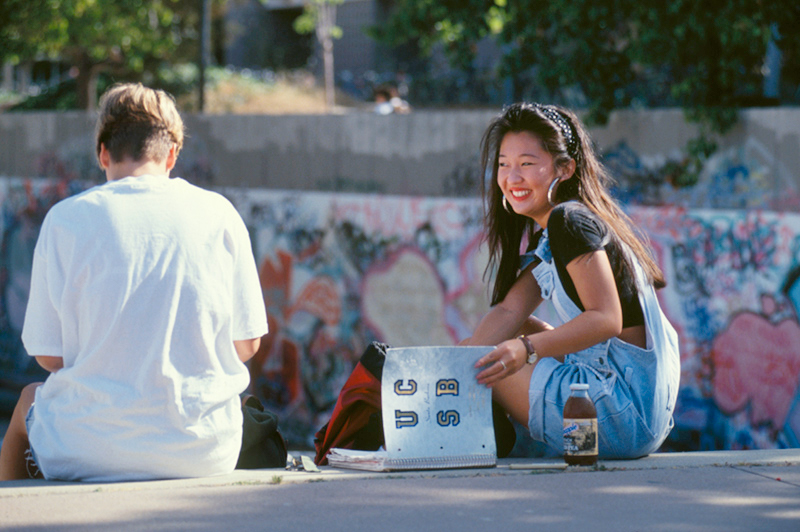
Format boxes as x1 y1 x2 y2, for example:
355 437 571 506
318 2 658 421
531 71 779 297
480 102 665 305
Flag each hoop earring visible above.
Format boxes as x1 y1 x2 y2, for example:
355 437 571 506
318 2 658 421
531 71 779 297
547 178 561 206
502 195 513 214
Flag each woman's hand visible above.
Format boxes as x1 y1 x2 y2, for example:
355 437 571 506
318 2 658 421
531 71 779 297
475 338 526 387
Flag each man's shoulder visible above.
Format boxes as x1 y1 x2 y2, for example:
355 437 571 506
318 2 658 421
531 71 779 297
45 184 106 219
169 178 235 208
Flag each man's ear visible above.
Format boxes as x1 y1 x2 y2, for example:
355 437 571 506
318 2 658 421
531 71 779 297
165 143 177 171
98 144 111 169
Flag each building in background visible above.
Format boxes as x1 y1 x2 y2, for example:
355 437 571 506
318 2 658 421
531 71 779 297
225 0 403 100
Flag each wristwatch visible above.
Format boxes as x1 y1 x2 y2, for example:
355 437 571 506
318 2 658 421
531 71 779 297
518 335 538 365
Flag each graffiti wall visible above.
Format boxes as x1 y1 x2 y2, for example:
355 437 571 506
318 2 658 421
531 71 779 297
631 207 800 451
220 189 491 443
0 178 92 383
1 177 799 453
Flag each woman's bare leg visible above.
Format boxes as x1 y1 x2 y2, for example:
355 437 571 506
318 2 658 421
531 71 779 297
491 363 535 428
489 315 553 425
0 383 41 481
467 315 552 425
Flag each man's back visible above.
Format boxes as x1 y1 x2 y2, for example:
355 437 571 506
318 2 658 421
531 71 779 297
22 175 266 481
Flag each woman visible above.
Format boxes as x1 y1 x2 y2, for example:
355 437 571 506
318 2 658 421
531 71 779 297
465 102 680 459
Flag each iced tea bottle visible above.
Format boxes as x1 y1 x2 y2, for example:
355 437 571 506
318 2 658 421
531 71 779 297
563 383 598 466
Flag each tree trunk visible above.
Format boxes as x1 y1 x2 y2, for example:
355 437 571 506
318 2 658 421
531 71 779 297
323 37 335 110
75 51 98 111
316 3 337 111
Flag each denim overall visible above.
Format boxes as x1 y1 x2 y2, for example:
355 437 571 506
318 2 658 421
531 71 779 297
522 230 680 458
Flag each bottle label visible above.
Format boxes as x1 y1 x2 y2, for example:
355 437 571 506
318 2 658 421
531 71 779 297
563 418 598 456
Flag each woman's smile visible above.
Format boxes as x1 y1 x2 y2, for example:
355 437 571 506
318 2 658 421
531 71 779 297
510 188 532 199
498 131 558 225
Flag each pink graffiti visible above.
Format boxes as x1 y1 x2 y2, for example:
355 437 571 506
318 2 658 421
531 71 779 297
711 311 800 430
331 196 470 241
259 250 293 317
444 233 491 340
360 246 452 346
331 197 424 240
447 233 484 301
630 206 690 240
290 276 341 327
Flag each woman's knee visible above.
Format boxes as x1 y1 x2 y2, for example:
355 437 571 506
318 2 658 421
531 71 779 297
18 383 42 411
5 383 41 439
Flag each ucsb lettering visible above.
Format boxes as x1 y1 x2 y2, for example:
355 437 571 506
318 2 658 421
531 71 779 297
393 378 459 396
394 410 418 428
393 378 463 428
436 410 460 427
436 379 459 396
394 379 417 395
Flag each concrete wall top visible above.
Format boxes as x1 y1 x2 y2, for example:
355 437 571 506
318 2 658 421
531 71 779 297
1 107 798 208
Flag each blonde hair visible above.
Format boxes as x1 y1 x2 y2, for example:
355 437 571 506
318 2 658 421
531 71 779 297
95 83 184 165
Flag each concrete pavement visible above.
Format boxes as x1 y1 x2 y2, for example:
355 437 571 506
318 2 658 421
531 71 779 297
1 449 799 531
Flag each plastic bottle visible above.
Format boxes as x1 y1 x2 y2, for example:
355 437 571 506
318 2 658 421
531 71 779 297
563 383 598 466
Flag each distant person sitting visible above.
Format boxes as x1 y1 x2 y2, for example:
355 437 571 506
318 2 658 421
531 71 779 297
0 83 268 482
373 84 411 115
374 86 395 115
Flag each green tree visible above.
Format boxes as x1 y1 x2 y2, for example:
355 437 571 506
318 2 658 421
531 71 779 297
0 0 55 63
376 0 800 132
1 0 227 110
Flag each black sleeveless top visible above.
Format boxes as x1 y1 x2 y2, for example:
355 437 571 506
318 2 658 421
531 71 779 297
531 201 644 328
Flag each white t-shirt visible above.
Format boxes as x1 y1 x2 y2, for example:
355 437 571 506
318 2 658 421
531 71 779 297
22 175 268 482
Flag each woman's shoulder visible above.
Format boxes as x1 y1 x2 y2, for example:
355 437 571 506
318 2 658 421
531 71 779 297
548 201 604 236
552 200 595 216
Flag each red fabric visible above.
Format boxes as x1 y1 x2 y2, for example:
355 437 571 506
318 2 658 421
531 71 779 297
313 362 381 465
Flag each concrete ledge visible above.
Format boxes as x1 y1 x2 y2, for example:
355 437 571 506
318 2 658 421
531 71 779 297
2 449 798 497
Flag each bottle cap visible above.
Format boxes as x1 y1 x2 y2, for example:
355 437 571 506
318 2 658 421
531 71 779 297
569 383 590 391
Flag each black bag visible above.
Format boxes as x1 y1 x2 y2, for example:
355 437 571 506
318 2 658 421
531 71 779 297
236 395 288 469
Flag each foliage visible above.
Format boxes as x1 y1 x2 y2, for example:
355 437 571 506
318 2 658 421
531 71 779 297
0 90 24 110
2 0 183 68
373 0 800 188
177 67 346 114
375 0 800 133
0 0 55 64
1 0 228 109
6 66 355 114
6 65 202 113
5 75 111 112
292 0 344 40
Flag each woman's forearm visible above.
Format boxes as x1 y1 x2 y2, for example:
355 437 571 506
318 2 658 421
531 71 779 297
525 308 621 361
476 306 621 386
465 305 529 347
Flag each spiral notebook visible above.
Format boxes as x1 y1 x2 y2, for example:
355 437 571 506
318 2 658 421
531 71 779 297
327 345 497 471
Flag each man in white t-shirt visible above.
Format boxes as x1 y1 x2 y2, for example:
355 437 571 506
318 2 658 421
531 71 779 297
0 83 268 481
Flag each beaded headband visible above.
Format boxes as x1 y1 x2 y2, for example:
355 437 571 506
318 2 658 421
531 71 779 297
534 104 579 158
